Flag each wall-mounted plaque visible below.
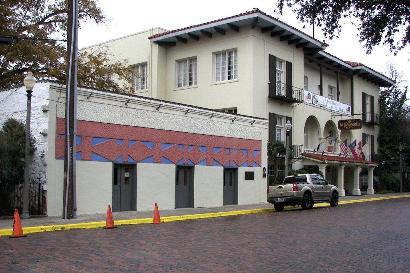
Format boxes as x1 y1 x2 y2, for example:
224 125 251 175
338 119 362 130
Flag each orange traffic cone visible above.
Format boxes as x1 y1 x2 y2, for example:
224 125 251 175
104 205 116 229
153 203 161 224
10 209 26 238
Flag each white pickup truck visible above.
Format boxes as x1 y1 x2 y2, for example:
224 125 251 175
267 174 339 212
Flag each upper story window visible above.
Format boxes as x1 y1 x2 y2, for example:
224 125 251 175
276 116 285 142
132 63 148 91
214 49 237 82
304 76 308 91
176 57 197 88
364 93 372 122
328 85 336 100
217 107 238 114
276 59 286 96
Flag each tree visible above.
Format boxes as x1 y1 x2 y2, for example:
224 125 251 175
0 0 132 92
267 140 286 184
377 65 410 191
277 0 410 54
0 118 35 215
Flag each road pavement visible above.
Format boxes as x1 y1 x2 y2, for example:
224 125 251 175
1 198 409 273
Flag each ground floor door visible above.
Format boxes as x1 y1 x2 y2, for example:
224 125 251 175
113 164 136 212
175 166 194 208
223 168 238 205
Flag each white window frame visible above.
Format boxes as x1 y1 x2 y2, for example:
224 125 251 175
213 49 238 82
276 59 286 95
132 63 148 91
365 94 372 122
276 116 285 143
328 85 336 100
304 75 309 91
362 133 371 160
176 57 197 88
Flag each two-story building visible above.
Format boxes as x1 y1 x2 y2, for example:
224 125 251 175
85 8 394 196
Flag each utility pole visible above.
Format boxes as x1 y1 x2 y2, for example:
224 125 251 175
63 0 78 219
399 144 403 193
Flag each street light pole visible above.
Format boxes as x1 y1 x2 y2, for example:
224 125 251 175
284 120 292 177
21 71 36 218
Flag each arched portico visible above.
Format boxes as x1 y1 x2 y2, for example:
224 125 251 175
304 116 321 150
323 120 339 153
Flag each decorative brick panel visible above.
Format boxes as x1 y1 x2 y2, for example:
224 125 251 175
56 118 261 167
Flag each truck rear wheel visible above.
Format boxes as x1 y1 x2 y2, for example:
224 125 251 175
301 192 314 210
274 203 284 212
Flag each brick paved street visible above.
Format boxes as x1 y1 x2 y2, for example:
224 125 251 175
1 198 409 273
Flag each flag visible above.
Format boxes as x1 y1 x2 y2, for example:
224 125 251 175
348 140 359 159
356 141 363 160
316 141 326 153
340 139 349 156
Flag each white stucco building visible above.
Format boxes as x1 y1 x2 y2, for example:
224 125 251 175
1 83 268 216
85 8 394 196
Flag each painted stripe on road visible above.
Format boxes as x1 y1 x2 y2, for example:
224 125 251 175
1 194 409 236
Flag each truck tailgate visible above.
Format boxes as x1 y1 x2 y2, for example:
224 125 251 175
268 184 294 198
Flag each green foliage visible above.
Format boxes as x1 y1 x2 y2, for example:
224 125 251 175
377 173 400 192
377 65 410 191
267 140 286 157
276 0 410 54
289 165 320 176
0 0 132 92
378 66 410 170
0 118 35 214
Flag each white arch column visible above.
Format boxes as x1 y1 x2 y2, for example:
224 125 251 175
352 166 361 196
318 164 327 179
367 166 375 194
337 165 346 196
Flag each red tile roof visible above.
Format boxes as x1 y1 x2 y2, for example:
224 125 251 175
149 9 259 39
302 152 377 165
148 8 325 46
344 61 364 67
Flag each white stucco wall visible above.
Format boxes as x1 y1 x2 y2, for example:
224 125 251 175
0 82 50 188
162 27 255 115
136 163 176 211
238 167 265 205
45 83 268 216
82 28 166 98
194 165 223 207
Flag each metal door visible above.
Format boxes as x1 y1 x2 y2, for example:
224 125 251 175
175 166 194 208
113 164 136 211
223 168 238 205
310 174 325 200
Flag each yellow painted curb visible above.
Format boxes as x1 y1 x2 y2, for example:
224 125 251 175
0 194 409 237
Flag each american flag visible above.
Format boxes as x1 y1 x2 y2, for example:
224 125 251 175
349 140 359 159
340 139 349 156
356 141 364 160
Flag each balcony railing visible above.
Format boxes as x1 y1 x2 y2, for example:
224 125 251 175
268 82 304 103
303 90 351 115
362 112 379 125
272 144 303 159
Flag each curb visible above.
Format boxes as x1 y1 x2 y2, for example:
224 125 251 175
1 194 409 237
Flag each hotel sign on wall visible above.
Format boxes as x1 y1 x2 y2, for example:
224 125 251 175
338 119 362 130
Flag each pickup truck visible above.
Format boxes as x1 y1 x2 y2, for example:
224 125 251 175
267 173 339 212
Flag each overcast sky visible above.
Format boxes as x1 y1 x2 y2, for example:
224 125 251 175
79 0 409 96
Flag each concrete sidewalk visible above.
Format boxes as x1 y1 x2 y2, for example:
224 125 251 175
1 193 409 235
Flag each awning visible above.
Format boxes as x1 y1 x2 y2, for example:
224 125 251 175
302 152 377 167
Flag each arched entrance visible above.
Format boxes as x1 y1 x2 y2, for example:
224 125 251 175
304 116 321 150
323 120 339 153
